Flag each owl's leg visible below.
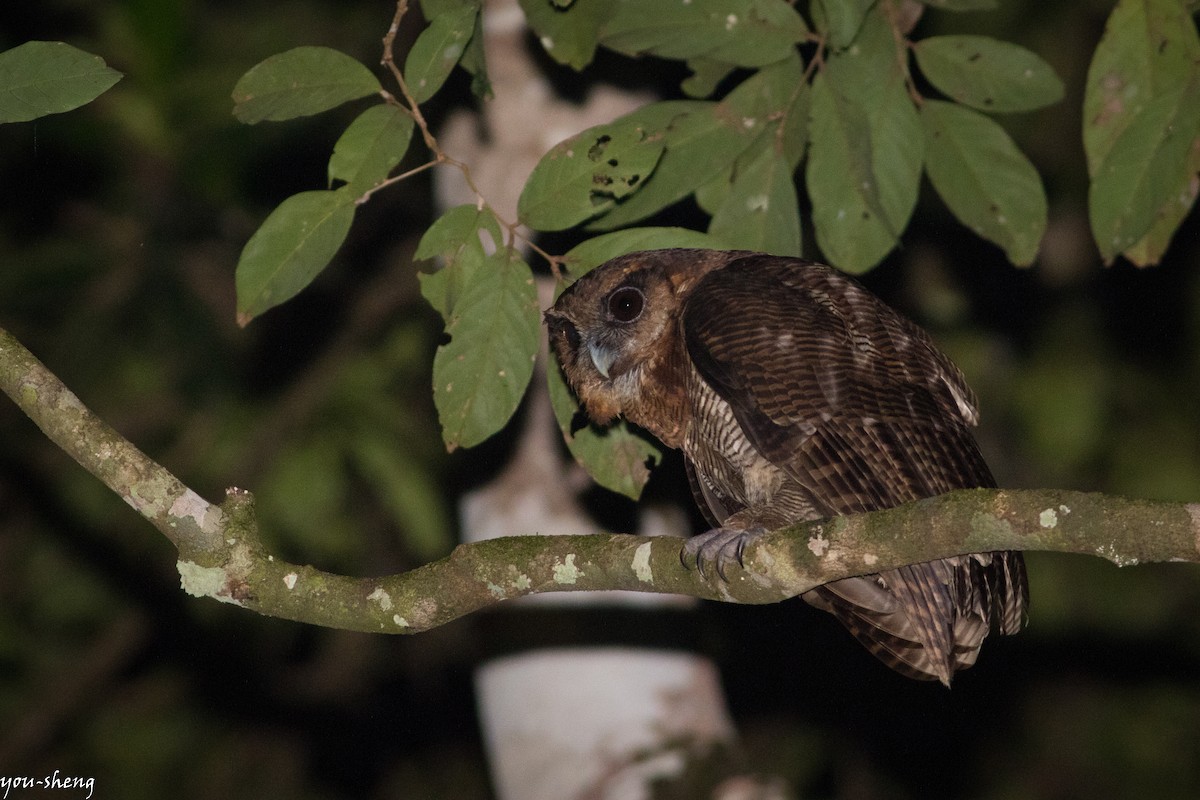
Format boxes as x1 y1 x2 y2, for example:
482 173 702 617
680 484 819 578
680 526 768 579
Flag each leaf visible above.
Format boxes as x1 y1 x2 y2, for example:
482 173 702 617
1088 80 1200 263
913 35 1064 113
327 104 415 193
1121 143 1200 266
812 0 873 49
592 57 808 231
518 112 668 230
682 57 737 98
586 100 753 231
459 9 492 99
404 3 479 103
351 434 452 562
0 41 122 123
710 148 801 257
1083 0 1200 264
721 52 809 168
235 189 356 324
520 0 613 70
1082 0 1200 174
600 0 806 68
429 248 539 450
921 100 1047 266
811 6 921 271
546 348 661 500
232 47 381 123
415 204 505 318
805 74 898 272
563 227 729 277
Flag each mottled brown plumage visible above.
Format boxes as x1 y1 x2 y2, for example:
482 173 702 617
545 249 1028 685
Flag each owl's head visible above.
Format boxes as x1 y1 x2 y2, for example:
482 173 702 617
545 248 735 434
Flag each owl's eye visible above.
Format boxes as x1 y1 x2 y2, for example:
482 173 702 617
607 286 644 323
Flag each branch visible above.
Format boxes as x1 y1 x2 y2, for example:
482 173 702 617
3 325 1199 635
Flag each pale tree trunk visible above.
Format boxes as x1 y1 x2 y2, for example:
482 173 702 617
436 2 768 797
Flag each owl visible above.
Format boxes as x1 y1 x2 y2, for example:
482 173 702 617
545 248 1028 685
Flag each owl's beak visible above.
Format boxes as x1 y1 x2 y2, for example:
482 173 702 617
587 342 616 379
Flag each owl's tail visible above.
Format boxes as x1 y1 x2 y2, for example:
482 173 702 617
802 550 1028 686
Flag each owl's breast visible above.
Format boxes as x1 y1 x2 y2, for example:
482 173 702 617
683 366 785 520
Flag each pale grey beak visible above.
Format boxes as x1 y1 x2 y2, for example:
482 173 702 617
588 341 615 379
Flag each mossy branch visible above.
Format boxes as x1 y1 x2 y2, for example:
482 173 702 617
4 325 1199 634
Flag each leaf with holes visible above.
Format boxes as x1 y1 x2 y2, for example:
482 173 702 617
518 112 668 230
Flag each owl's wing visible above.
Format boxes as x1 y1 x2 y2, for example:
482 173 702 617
681 254 1027 683
682 254 993 509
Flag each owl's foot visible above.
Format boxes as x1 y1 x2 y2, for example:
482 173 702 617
680 527 767 580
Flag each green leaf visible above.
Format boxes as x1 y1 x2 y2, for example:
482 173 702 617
710 148 801 257
518 112 668 230
520 0 613 70
812 0 873 49
1088 80 1200 263
232 47 381 123
328 104 415 193
235 189 356 323
563 227 729 277
913 35 1064 113
811 6 921 271
722 52 809 167
459 9 492 99
682 57 737 98
415 204 505 318
805 74 898 272
921 100 1047 266
547 349 661 500
1121 136 1200 266
429 248 539 450
404 4 479 103
1082 0 1200 174
351 434 452 562
586 101 753 231
600 0 806 68
1083 0 1200 264
0 41 122 123
592 57 808 232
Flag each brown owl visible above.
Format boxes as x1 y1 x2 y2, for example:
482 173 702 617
545 249 1027 685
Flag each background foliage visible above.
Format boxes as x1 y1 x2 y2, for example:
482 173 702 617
3 1 1200 798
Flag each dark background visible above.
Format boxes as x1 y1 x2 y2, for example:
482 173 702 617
3 2 1200 798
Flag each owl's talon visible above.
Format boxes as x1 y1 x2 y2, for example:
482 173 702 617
681 527 765 580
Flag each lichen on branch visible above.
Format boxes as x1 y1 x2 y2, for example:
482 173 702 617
3 325 1199 635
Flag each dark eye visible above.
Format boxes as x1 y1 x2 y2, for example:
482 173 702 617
607 286 644 323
